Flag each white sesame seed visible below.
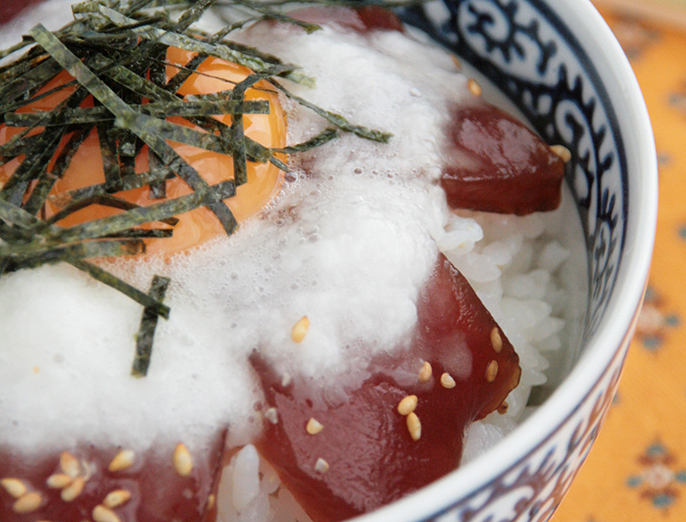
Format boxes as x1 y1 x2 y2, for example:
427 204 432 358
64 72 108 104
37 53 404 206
451 55 462 70
103 489 132 509
108 449 135 472
173 443 193 477
406 412 421 441
93 504 122 522
207 494 216 511
59 451 81 478
314 458 329 474
550 144 572 163
490 327 503 353
291 316 310 343
467 78 482 97
46 473 73 489
306 417 324 435
61 477 85 502
418 361 432 382
12 492 42 514
397 395 418 416
1 478 27 499
281 372 292 387
440 372 456 389
486 360 499 383
264 407 279 424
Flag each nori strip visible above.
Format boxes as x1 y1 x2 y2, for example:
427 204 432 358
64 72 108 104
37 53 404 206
0 128 66 205
0 58 63 108
9 239 146 271
50 167 176 205
148 148 168 200
70 259 170 319
42 193 180 229
97 119 123 190
0 132 42 159
273 79 393 143
132 274 171 377
23 122 92 215
103 229 174 239
97 6 306 82
17 180 235 252
5 100 268 127
272 127 338 154
165 51 207 93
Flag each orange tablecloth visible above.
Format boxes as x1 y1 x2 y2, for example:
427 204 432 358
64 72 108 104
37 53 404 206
554 4 686 521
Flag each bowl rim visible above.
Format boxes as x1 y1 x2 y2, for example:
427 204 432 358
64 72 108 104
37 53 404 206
353 0 658 520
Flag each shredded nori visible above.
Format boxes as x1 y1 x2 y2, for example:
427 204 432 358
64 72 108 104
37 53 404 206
132 274 171 377
0 0 409 375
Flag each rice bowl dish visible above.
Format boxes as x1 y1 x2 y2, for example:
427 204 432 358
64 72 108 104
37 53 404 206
0 2 593 522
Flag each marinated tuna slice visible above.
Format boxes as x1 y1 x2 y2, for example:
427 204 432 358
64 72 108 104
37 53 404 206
285 5 405 33
0 434 224 522
441 103 566 215
251 254 520 522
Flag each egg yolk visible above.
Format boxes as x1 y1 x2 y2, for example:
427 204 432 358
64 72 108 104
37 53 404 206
0 48 286 255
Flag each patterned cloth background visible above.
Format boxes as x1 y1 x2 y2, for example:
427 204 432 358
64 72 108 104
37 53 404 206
554 3 686 521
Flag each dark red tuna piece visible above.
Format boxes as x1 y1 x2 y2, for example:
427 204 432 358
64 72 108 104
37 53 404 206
0 434 224 522
284 5 404 34
251 254 520 522
441 102 566 215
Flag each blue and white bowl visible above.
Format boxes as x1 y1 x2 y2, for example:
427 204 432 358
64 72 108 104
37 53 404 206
356 1 657 521
0 1 656 521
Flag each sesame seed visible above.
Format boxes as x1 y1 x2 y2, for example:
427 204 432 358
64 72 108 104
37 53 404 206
291 316 310 343
61 477 85 502
46 473 73 489
440 372 456 389
1 478 27 499
451 55 462 70
207 494 216 511
306 417 324 435
498 401 509 414
59 451 81 478
490 327 503 353
314 458 329 474
407 412 422 441
397 395 418 416
418 361 432 382
467 78 482 97
12 492 42 514
550 144 572 163
264 407 279 424
93 504 122 522
173 443 193 477
486 360 499 383
103 489 132 509
108 449 135 472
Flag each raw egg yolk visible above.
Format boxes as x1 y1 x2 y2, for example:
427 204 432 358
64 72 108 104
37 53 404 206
0 48 286 256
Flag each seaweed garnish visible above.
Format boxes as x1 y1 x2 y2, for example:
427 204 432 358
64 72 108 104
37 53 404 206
133 274 171 377
0 0 411 373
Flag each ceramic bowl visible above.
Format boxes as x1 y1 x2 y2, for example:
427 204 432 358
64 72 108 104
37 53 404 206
0 1 657 521
353 1 657 521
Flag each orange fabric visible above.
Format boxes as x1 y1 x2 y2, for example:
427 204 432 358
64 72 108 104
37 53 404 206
553 4 686 521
